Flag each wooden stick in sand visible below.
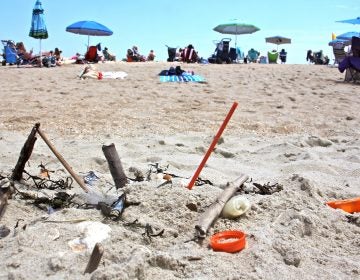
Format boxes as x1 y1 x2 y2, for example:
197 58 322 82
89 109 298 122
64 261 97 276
11 123 40 181
102 143 127 189
84 243 104 274
36 127 89 193
0 189 11 221
195 174 249 239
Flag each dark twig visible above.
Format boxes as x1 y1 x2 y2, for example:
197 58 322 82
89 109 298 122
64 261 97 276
84 243 104 274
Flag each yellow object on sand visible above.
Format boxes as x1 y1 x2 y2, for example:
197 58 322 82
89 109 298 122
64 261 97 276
332 32 336 40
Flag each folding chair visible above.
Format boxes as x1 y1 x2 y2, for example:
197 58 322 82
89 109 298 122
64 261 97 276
344 36 360 82
332 42 347 65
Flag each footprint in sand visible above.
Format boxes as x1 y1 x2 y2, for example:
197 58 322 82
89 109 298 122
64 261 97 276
214 148 236 158
305 136 332 147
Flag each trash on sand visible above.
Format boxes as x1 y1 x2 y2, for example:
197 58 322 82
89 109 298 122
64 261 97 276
188 102 238 190
221 196 251 218
252 182 283 195
68 221 111 252
142 223 165 241
326 197 360 213
97 193 127 220
210 230 246 253
83 171 100 186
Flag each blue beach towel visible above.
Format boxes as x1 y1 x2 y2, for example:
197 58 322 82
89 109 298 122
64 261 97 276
159 74 205 82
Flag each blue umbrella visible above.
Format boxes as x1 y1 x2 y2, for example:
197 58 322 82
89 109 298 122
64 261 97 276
328 38 351 47
336 31 360 41
66 21 113 48
29 0 48 59
336 17 360 25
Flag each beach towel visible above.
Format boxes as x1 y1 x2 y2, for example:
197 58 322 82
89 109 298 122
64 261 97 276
159 74 205 82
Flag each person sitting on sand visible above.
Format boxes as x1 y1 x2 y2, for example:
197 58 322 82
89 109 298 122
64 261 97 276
102 47 116 61
16 42 33 60
147 50 156 61
54 48 62 61
306 50 314 63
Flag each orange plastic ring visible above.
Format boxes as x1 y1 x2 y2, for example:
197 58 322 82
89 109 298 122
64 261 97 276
210 230 246 253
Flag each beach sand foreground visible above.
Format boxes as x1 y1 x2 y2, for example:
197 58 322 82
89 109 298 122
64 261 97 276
0 62 359 279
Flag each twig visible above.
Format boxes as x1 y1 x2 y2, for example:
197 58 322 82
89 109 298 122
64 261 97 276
84 243 104 274
36 127 88 193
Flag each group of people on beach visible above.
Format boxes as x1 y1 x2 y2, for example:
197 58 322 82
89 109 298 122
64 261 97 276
2 39 295 66
1 40 64 67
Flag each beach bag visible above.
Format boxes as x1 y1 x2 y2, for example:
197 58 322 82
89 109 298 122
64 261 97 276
168 67 176 75
42 56 56 67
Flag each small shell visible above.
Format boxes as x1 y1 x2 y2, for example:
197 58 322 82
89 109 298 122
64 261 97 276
163 174 172 181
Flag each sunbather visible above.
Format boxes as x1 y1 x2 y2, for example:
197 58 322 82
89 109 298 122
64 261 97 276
16 42 33 60
78 65 127 80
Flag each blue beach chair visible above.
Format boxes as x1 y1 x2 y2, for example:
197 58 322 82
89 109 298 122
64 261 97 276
247 48 260 63
1 40 18 65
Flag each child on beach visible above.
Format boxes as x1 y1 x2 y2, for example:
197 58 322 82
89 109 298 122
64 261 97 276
147 50 156 61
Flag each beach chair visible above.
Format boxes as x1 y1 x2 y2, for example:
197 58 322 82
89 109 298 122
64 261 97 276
236 47 245 63
181 44 198 63
332 42 347 65
166 45 177 62
247 48 260 63
344 36 360 82
1 40 18 65
85 46 99 63
208 38 233 64
313 50 330 65
267 51 279 63
181 44 199 63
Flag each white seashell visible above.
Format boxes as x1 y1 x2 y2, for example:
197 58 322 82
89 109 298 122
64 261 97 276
68 221 111 252
221 196 251 218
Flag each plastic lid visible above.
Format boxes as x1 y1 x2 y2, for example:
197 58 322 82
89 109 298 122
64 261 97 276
326 197 360 213
210 230 246 253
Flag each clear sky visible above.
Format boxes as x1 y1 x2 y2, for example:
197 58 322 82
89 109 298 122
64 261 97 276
1 0 359 64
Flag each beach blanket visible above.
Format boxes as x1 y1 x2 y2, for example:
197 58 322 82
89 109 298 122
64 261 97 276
159 74 205 82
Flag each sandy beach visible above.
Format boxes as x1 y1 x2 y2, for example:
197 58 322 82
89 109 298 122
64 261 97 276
0 62 359 280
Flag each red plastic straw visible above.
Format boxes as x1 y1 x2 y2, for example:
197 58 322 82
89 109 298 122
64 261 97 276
188 102 238 190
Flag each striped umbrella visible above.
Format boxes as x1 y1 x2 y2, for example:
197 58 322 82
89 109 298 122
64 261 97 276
29 0 48 62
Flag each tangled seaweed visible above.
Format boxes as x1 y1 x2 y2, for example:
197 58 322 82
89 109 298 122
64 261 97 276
23 170 73 190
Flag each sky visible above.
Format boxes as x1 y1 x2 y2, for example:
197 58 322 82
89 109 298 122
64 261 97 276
1 0 359 64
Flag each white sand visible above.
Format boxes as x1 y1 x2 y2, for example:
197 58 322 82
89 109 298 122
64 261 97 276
0 62 359 280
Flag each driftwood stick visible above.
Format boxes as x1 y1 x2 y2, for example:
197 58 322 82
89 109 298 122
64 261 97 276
36 127 88 193
195 174 249 238
102 143 127 189
84 243 104 274
0 189 11 221
11 123 40 181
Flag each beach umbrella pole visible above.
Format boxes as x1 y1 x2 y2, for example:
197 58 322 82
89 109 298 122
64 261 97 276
39 39 42 67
